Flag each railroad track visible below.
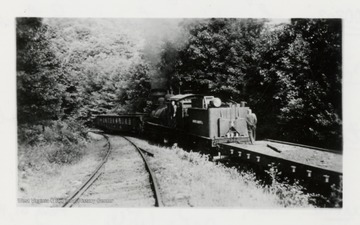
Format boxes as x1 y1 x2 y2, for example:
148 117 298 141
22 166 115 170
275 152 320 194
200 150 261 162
62 134 163 207
62 134 111 207
122 136 163 207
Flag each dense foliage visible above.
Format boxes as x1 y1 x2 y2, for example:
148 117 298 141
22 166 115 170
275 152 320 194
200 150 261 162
159 18 342 149
47 19 152 123
17 18 63 125
17 18 151 141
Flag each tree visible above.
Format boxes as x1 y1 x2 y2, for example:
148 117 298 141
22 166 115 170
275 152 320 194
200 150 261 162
172 18 266 101
44 18 152 123
257 19 342 149
280 19 342 148
116 62 152 113
17 18 63 125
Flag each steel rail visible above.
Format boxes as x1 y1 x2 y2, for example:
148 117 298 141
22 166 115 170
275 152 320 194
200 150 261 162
139 147 154 157
265 139 341 154
122 136 164 207
62 134 112 207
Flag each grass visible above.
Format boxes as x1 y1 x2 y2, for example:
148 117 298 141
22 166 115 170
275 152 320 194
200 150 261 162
18 130 107 207
263 167 316 207
128 137 315 207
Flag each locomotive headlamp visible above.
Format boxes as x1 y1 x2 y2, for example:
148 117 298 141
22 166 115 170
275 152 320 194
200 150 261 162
212 98 221 107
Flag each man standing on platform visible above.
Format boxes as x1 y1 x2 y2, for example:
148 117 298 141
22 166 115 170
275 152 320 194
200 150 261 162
246 109 257 144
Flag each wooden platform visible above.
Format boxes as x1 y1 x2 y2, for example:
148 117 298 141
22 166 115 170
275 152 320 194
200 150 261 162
219 140 342 186
224 141 342 173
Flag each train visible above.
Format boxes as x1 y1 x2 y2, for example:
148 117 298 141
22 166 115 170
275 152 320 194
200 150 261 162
95 113 146 134
94 93 255 152
93 93 343 192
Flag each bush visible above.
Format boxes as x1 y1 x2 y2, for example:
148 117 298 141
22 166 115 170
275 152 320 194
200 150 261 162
45 143 85 164
18 119 88 165
264 166 314 207
42 119 87 144
17 125 43 145
322 181 342 208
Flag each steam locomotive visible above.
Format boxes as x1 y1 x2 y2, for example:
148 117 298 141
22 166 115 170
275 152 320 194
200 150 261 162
94 93 254 151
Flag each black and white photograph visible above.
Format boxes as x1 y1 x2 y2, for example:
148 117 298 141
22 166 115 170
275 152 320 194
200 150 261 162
16 17 342 208
1 0 360 225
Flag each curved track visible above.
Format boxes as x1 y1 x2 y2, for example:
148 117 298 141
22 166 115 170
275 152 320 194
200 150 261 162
62 134 163 207
62 134 111 207
122 136 164 207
